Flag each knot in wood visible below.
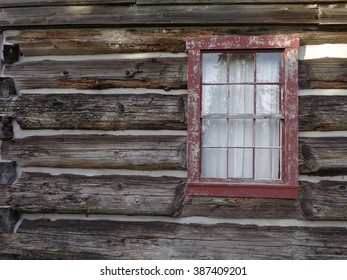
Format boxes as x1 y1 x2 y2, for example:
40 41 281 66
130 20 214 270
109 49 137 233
116 181 125 190
338 185 347 192
62 70 70 78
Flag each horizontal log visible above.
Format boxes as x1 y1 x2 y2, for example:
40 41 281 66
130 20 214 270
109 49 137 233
0 135 187 170
0 4 318 28
3 173 347 220
6 29 347 56
4 57 187 90
5 57 344 90
4 172 186 216
2 93 187 130
299 137 347 176
1 219 347 259
138 0 346 3
299 58 347 89
0 0 135 7
320 4 347 25
300 180 347 221
182 196 301 219
299 95 347 131
1 136 345 175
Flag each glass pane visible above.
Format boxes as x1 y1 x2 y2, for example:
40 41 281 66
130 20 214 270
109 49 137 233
229 53 254 83
202 119 227 147
228 119 253 148
202 53 227 83
228 148 253 178
202 85 228 115
256 85 280 114
256 52 281 83
255 119 280 148
254 148 280 179
201 148 227 178
229 85 254 114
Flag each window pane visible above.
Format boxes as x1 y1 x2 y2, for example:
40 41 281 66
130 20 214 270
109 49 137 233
254 148 280 179
228 148 253 178
202 85 228 115
202 53 227 83
202 119 227 147
256 53 281 83
256 85 280 114
228 119 253 148
255 119 280 148
229 53 254 83
201 148 227 178
229 85 254 114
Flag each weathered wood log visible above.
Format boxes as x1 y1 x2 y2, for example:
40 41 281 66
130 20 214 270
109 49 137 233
320 4 347 25
0 208 19 234
0 0 135 7
300 180 347 221
182 196 301 219
1 93 187 130
6 29 347 56
138 0 347 3
4 56 187 90
0 162 17 185
5 56 345 90
299 95 347 131
0 135 187 170
0 117 13 139
0 4 318 28
299 137 347 176
5 172 186 216
1 219 347 259
299 58 347 89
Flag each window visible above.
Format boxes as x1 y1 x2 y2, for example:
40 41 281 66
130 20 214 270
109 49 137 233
186 35 299 199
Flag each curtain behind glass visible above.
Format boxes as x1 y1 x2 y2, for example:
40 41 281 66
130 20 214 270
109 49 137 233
201 52 281 180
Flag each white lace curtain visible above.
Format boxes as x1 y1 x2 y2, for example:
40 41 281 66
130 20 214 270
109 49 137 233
201 52 282 180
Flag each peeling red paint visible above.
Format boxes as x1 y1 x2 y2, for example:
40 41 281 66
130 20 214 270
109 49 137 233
186 35 299 199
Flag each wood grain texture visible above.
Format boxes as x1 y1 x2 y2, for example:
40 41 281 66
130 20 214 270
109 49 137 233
299 137 347 176
320 4 347 25
5 57 345 90
0 0 135 7
4 172 186 216
0 162 17 185
7 29 347 56
138 0 346 3
3 173 347 220
182 195 301 219
0 135 187 170
4 57 187 90
3 93 187 130
299 58 347 89
1 219 347 259
299 95 347 131
0 4 318 28
300 180 347 221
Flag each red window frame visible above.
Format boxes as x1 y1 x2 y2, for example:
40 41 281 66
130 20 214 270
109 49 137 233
186 35 299 199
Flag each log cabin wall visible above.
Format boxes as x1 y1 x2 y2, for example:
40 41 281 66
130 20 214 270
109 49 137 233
0 0 347 259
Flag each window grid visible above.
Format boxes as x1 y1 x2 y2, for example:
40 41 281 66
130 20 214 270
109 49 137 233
201 51 283 180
